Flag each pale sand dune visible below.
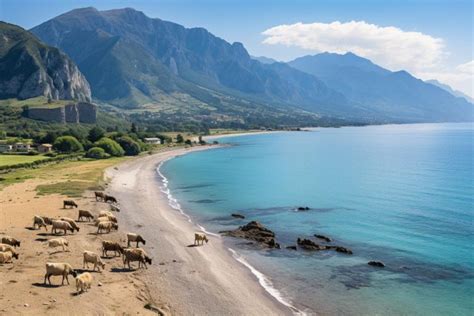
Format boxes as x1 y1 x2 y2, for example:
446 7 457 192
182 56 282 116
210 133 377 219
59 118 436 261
106 146 293 315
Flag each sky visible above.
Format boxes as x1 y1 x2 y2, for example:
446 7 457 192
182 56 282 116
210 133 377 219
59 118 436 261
1 0 473 96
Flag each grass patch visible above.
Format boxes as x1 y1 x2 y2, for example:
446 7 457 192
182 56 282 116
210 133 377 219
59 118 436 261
0 157 128 195
36 180 102 197
0 155 48 167
0 97 70 109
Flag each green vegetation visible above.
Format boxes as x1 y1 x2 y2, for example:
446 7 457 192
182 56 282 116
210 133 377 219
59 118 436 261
53 136 84 153
0 154 47 167
93 137 125 157
0 96 69 109
116 136 141 156
86 147 109 159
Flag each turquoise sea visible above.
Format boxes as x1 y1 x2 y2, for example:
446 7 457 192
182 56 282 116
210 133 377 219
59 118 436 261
160 123 474 315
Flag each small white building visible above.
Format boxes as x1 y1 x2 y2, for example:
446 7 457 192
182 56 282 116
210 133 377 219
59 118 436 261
0 143 13 153
37 143 53 153
144 137 162 145
14 143 31 152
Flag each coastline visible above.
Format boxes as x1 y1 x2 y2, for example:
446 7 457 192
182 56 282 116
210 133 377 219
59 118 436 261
105 145 296 315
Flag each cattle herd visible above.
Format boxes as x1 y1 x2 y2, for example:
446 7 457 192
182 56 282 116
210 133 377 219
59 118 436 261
0 191 154 294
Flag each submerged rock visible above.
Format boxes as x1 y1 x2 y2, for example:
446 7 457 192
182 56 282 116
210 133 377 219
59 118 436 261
314 234 332 242
297 238 328 250
220 221 280 248
368 261 385 267
297 237 352 254
286 245 297 250
296 206 310 211
231 213 245 219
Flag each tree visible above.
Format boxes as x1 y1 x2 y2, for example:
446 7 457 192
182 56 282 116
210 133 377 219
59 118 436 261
131 123 138 134
88 126 106 143
41 131 59 144
94 137 125 157
86 147 109 159
198 136 206 145
176 134 184 143
117 136 141 156
53 136 83 153
184 139 192 146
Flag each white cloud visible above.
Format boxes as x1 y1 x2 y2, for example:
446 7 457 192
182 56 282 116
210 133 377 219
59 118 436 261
418 60 474 98
262 21 473 97
456 60 474 75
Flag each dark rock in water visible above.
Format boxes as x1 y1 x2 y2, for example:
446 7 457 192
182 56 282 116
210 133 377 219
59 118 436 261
297 237 352 254
231 213 245 219
314 234 332 242
368 261 385 267
221 221 280 248
297 206 310 211
286 245 297 250
297 238 328 250
331 246 353 255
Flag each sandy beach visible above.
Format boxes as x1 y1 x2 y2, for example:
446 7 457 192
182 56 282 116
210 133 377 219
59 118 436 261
105 145 293 315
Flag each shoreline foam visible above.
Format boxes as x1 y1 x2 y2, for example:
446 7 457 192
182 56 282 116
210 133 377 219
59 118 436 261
106 145 293 315
156 147 306 315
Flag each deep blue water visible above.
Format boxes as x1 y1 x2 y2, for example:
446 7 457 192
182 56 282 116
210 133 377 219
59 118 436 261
160 123 474 315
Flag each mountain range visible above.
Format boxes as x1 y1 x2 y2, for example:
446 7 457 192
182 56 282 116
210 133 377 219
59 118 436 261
288 53 473 122
0 22 91 102
0 7 472 127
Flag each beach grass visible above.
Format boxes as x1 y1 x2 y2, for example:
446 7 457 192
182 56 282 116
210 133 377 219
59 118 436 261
0 157 128 194
0 154 48 167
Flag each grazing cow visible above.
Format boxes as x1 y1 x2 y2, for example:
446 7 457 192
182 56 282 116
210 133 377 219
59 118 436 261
126 233 146 247
52 220 75 235
102 241 124 257
97 221 118 234
33 215 48 231
0 244 19 259
194 233 209 246
63 200 78 209
83 251 106 272
78 210 94 222
104 195 117 204
60 217 80 232
94 191 105 201
48 238 69 252
76 272 93 293
1 236 21 248
123 248 152 270
44 262 77 285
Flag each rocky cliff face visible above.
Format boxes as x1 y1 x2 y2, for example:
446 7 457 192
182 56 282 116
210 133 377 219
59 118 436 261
0 22 91 102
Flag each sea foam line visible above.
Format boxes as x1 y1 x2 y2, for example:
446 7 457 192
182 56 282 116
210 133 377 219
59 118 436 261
157 159 305 315
228 248 306 315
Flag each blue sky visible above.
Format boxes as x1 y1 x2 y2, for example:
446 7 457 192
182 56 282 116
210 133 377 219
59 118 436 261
1 0 472 95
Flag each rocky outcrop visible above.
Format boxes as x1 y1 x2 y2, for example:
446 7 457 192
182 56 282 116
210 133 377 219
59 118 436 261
297 237 353 254
25 102 97 123
0 22 91 102
220 221 280 248
368 261 385 267
314 234 332 242
297 206 310 211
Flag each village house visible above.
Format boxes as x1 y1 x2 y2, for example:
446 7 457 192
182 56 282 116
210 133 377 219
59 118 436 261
144 137 162 145
37 143 53 153
13 142 31 152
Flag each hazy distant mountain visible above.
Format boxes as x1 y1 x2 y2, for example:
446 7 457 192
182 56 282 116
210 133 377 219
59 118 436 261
289 53 473 122
0 22 91 102
31 7 351 119
426 79 473 104
251 56 278 64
